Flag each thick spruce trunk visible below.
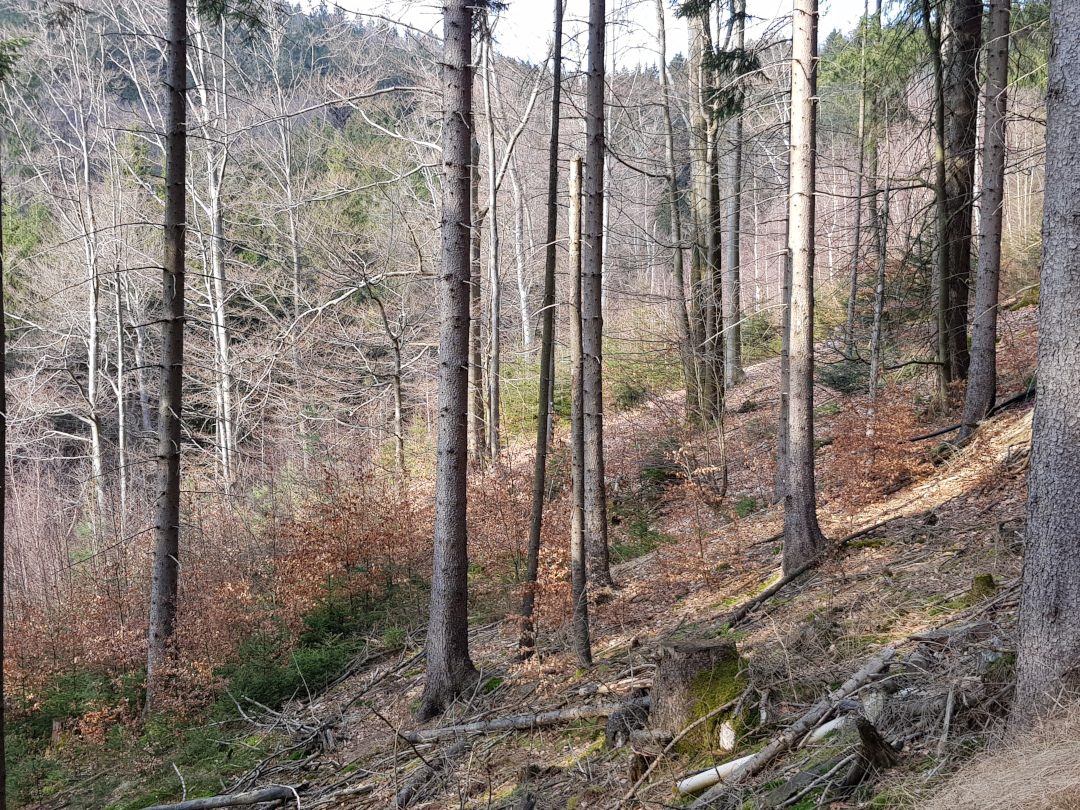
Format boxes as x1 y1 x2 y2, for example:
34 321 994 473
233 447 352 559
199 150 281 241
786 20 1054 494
146 0 188 712
583 0 613 589
1012 0 1080 727
419 0 480 720
960 0 1009 442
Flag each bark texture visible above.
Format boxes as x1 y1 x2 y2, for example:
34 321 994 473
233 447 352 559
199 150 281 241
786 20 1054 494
940 0 982 381
922 0 950 401
652 640 738 738
583 0 612 589
419 0 479 720
468 136 486 464
1013 0 1080 725
146 0 188 712
568 157 593 666
1 126 8 806
723 0 747 388
521 0 565 656
782 0 826 574
960 0 1009 442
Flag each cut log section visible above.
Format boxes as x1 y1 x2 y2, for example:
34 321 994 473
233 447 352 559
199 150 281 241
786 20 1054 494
139 786 296 810
399 697 651 743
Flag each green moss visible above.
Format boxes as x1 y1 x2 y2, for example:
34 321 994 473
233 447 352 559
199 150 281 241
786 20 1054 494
676 648 748 753
733 496 758 518
970 573 998 601
850 538 887 549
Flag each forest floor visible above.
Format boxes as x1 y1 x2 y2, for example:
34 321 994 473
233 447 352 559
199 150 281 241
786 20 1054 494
36 305 1073 810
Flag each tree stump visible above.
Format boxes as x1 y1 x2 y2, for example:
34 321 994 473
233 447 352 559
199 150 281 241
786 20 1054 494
651 639 741 741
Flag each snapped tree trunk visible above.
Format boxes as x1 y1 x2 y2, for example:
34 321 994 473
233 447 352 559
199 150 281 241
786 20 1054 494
960 0 1009 443
418 0 480 721
568 156 592 666
782 0 826 575
146 0 188 713
1012 0 1080 727
583 0 613 590
520 0 565 657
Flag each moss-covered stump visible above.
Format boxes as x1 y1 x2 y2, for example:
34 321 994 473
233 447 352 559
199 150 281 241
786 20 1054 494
969 573 997 602
651 639 743 748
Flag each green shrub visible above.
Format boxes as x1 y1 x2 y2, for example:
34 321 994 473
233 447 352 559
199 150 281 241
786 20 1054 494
610 516 677 564
733 495 758 517
817 360 870 394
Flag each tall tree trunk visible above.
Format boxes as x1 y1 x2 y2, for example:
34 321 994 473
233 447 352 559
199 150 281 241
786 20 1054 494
583 0 613 590
482 34 501 458
509 161 531 356
87 242 106 545
114 273 128 533
520 0 565 657
418 0 479 721
782 0 826 575
146 0 188 713
941 0 982 381
654 0 696 418
844 0 869 356
960 0 1009 442
869 161 889 402
468 136 487 464
1012 0 1080 726
687 16 709 420
724 0 747 388
193 18 235 482
568 156 592 666
922 0 950 402
775 120 793 505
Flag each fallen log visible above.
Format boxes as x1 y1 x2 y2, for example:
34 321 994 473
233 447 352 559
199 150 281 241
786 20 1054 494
399 697 652 743
723 519 897 630
687 647 896 807
908 384 1036 443
138 786 295 810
